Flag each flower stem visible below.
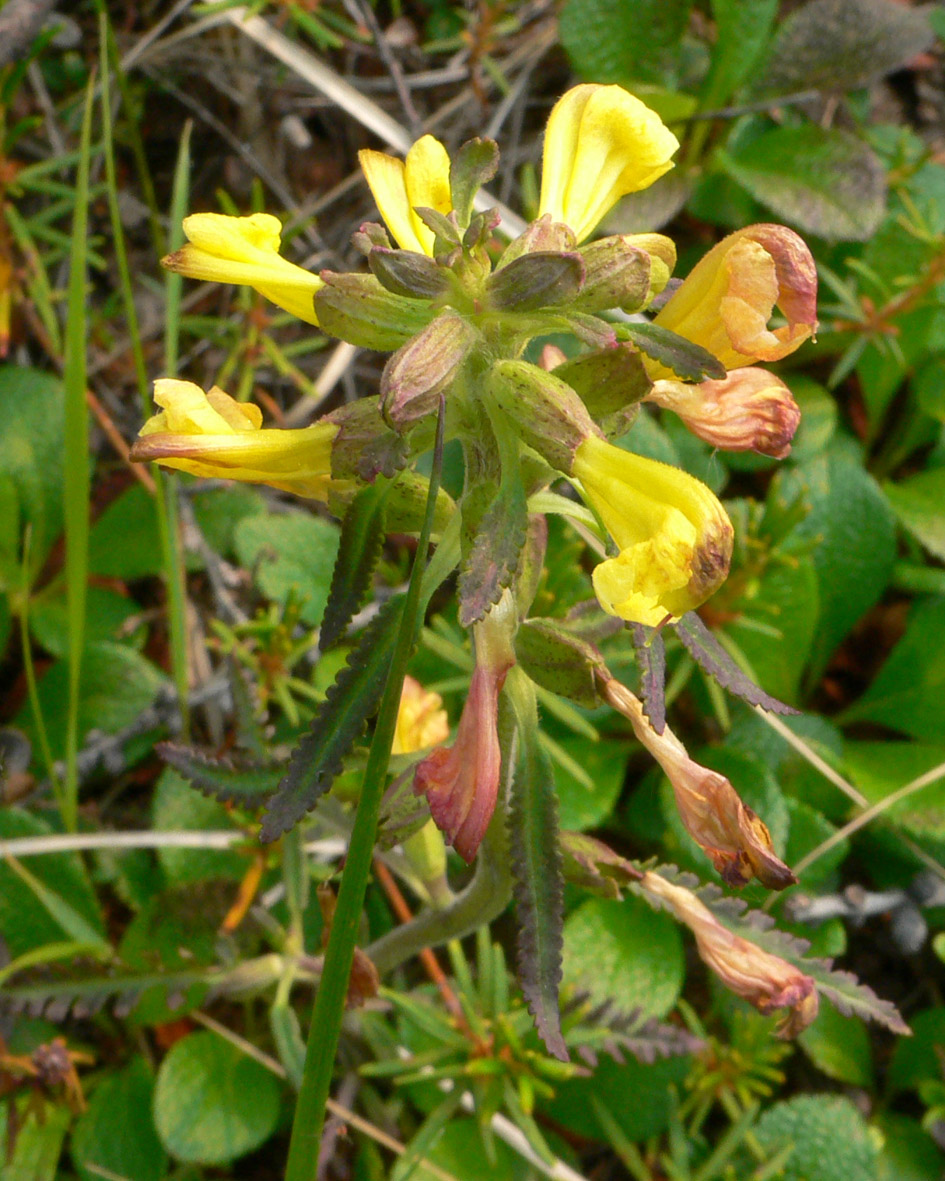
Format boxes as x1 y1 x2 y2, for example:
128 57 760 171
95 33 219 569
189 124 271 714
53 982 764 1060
282 402 447 1181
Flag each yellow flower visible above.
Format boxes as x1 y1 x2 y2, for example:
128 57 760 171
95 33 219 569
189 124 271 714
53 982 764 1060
572 435 733 626
162 213 323 325
538 84 679 243
358 135 453 256
393 676 449 755
130 379 338 500
653 224 817 372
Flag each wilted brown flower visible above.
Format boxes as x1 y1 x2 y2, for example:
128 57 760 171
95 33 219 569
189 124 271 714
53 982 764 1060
641 871 818 1037
601 676 796 889
646 368 801 459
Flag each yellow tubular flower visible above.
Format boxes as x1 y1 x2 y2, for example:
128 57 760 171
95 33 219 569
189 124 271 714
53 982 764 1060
538 84 679 244
358 135 453 256
653 224 818 372
572 435 733 626
130 379 338 500
162 213 323 325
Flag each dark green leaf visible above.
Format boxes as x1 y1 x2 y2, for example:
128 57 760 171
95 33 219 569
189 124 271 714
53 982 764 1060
720 126 886 241
757 0 933 97
885 467 945 562
458 476 528 628
153 1031 281 1165
632 624 666 733
675 612 800 715
260 595 405 841
509 693 568 1061
620 321 726 381
776 448 896 680
72 1057 167 1181
320 482 390 650
560 0 694 86
158 743 281 806
701 0 779 109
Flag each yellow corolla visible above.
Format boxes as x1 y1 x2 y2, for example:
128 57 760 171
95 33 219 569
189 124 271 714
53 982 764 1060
572 435 733 627
653 224 818 372
130 379 337 500
358 135 453 256
162 213 323 324
538 84 679 244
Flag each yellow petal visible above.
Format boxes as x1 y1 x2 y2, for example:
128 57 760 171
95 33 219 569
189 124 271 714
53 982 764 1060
539 85 678 242
359 135 452 255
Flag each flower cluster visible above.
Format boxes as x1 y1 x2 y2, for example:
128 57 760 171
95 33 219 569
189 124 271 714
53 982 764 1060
135 84 819 1031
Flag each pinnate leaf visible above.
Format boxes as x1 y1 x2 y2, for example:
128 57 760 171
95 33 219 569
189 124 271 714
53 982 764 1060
320 481 389 650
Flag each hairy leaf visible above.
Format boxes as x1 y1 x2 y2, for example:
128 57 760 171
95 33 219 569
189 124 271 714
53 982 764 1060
720 126 886 241
509 695 568 1061
562 994 703 1066
458 475 529 628
620 322 726 381
560 0 694 86
320 482 390 650
450 137 500 228
631 623 666 734
701 0 779 109
675 612 800 715
157 743 281 807
757 0 933 97
260 595 405 841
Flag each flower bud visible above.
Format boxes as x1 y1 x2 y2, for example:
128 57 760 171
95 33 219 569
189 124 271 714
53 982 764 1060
624 232 677 298
646 369 801 458
394 676 449 755
572 435 733 626
514 618 605 708
572 236 651 314
539 85 679 243
495 216 578 269
485 359 600 472
368 247 450 300
380 310 478 429
640 871 818 1036
325 396 408 482
314 271 436 350
162 213 323 324
653 224 817 372
130 379 339 500
552 344 650 437
485 251 585 312
359 135 453 256
601 676 795 889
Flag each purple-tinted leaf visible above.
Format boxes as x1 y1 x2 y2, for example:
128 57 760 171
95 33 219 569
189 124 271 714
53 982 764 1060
631 623 666 734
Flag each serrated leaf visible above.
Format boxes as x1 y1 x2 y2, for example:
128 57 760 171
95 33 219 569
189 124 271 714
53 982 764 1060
621 321 726 381
675 612 800 715
563 995 702 1066
260 595 405 841
458 476 528 628
0 967 217 1021
720 126 887 241
509 695 568 1061
158 743 281 806
631 623 666 734
757 0 933 97
320 482 390 650
685 875 910 1035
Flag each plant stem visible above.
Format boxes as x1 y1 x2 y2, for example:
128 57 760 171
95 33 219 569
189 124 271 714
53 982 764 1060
365 812 513 976
282 403 446 1181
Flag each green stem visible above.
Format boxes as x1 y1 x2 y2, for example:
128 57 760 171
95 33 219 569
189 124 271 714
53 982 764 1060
365 812 513 975
282 404 447 1181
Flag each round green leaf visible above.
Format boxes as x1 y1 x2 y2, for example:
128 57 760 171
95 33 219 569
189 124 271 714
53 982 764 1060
234 511 340 626
753 1094 878 1181
563 894 683 1019
889 1008 945 1093
153 1032 282 1165
798 1001 873 1087
72 1057 166 1181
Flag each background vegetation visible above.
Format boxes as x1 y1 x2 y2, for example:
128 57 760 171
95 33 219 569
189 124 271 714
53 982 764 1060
2 0 945 1178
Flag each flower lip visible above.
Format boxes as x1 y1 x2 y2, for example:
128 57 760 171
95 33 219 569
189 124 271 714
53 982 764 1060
572 435 733 626
130 379 338 501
